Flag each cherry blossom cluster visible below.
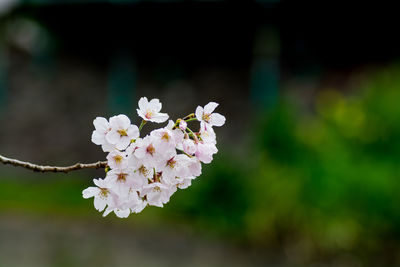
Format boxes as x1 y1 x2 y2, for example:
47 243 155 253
83 97 226 218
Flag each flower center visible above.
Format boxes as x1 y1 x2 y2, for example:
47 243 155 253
153 172 162 183
161 132 170 141
117 173 127 182
113 155 123 163
99 188 109 198
117 129 128 137
153 186 161 192
146 144 155 155
145 110 153 119
138 165 149 176
202 113 211 123
167 157 176 168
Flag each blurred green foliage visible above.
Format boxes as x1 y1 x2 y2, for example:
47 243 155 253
171 65 400 263
2 65 400 264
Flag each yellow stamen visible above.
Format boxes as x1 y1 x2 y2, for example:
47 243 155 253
153 186 161 192
161 132 170 141
113 155 123 163
167 158 176 169
202 113 211 123
100 188 109 198
147 144 155 155
138 165 148 176
117 129 128 137
117 173 127 182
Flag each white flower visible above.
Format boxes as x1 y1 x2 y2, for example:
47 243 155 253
105 168 145 192
106 150 129 170
124 187 147 213
187 157 202 177
91 117 117 152
195 142 218 164
103 207 131 218
85 98 226 218
134 136 164 169
200 126 217 145
106 114 139 150
135 164 153 183
102 186 146 217
137 97 169 123
131 199 147 213
195 102 226 131
166 120 185 150
125 140 145 169
82 178 115 212
91 117 110 145
159 154 191 183
150 128 176 152
176 178 192 189
141 182 175 207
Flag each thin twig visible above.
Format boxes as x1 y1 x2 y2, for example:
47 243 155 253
0 154 107 173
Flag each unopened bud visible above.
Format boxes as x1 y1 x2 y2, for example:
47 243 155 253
179 120 187 131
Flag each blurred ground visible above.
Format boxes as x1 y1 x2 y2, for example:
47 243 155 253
0 214 272 267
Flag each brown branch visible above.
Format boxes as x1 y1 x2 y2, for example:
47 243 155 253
0 154 107 173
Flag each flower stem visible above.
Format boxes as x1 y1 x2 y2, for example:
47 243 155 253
139 120 147 132
183 113 195 120
186 127 199 142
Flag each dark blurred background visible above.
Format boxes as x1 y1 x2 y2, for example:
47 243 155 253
1 1 400 266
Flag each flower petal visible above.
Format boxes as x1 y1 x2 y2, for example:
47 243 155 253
147 193 164 207
102 207 113 217
166 120 175 129
94 197 107 211
137 109 146 120
204 102 219 114
200 121 207 132
110 114 130 129
195 106 203 121
127 125 140 139
134 147 146 159
101 141 116 152
115 208 131 218
93 117 109 132
151 113 169 123
93 178 102 187
131 200 147 213
115 137 131 150
82 187 99 198
138 97 148 111
149 98 162 112
91 131 105 145
106 130 120 144
210 113 226 127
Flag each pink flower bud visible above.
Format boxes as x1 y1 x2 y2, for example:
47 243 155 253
179 120 187 131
